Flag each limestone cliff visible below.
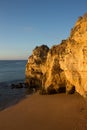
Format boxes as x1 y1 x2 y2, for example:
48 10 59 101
25 13 87 97
26 45 49 89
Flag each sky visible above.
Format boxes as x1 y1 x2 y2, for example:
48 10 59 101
0 0 87 60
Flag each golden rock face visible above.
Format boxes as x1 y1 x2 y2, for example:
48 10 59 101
70 13 87 43
25 13 87 97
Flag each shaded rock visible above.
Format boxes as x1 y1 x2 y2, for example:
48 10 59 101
67 86 75 94
11 83 24 89
11 84 16 89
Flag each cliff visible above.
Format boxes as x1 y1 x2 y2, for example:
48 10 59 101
25 13 87 97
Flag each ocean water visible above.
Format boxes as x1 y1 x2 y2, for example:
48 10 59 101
0 60 27 110
0 60 27 83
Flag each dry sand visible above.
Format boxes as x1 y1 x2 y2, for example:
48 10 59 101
0 93 87 130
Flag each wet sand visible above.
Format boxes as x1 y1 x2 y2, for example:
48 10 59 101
0 93 87 130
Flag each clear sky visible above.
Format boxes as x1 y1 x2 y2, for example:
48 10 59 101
0 0 87 60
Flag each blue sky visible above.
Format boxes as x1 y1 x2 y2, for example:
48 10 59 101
0 0 87 60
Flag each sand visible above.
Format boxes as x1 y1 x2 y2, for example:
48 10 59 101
0 93 87 130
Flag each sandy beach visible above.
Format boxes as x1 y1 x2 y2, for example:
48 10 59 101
0 93 87 130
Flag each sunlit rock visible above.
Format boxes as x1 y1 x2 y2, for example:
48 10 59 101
25 13 87 97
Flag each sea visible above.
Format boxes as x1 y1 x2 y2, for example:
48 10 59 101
0 60 27 110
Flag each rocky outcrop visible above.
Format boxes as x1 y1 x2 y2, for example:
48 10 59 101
25 13 87 97
25 45 49 89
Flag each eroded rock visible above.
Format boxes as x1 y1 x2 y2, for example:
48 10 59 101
25 13 87 97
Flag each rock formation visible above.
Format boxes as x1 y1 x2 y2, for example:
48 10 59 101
25 45 49 89
25 13 87 97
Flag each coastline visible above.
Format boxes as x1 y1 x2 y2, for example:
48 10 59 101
0 92 87 130
0 79 26 111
